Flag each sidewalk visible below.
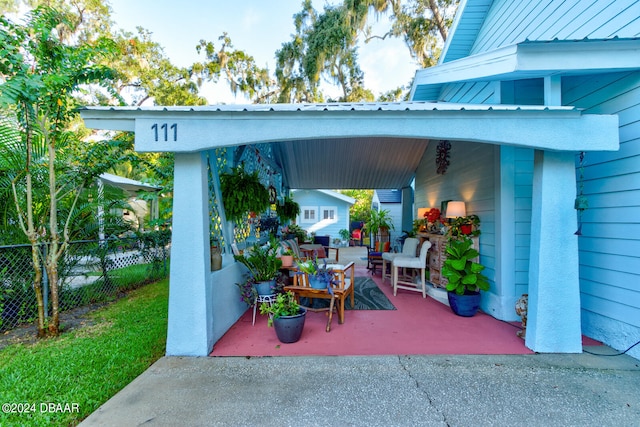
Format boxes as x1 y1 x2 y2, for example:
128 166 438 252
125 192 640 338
80 350 640 426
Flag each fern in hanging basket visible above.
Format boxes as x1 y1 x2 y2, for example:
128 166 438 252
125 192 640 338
220 167 270 222
276 196 300 222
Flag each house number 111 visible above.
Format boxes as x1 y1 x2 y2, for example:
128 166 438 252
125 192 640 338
151 123 178 142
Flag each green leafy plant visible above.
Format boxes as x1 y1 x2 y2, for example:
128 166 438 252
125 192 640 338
338 229 350 240
259 290 301 327
363 209 395 240
276 196 300 223
233 237 282 282
449 215 481 237
220 167 270 222
282 224 308 242
296 257 334 281
441 237 489 295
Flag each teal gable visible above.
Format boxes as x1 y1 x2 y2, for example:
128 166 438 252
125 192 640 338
411 0 640 358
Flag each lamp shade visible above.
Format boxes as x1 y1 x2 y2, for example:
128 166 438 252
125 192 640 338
446 201 466 218
417 208 430 218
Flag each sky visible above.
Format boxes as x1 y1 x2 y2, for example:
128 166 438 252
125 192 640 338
108 0 418 104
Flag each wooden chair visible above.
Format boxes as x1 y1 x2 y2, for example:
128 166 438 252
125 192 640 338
284 262 355 332
367 240 390 275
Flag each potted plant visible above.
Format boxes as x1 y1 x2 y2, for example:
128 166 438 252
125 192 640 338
276 196 300 223
280 248 294 268
441 237 489 317
235 278 258 306
449 214 480 237
259 291 307 343
220 167 270 222
282 224 307 243
234 237 282 296
363 209 395 246
296 257 335 290
338 229 350 246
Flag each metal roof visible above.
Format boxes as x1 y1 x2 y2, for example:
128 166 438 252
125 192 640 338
412 38 640 101
80 100 618 190
99 173 161 195
375 189 403 203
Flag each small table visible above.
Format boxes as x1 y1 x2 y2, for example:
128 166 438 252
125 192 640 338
253 294 277 325
299 244 340 262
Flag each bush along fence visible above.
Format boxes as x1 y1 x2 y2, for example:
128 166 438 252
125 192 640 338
0 230 171 332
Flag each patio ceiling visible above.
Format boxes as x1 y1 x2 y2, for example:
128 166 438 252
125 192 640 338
271 136 429 189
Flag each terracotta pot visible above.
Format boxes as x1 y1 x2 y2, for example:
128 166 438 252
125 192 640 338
280 255 294 268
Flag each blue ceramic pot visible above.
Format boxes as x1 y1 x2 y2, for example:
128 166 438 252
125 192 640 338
309 276 329 290
447 290 481 317
254 280 275 296
273 308 307 343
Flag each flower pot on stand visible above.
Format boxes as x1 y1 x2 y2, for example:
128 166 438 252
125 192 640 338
273 308 307 343
254 280 275 296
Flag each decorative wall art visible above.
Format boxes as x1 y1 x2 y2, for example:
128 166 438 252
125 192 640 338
436 140 451 175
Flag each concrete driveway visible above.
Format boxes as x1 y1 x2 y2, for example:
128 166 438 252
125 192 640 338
80 348 639 426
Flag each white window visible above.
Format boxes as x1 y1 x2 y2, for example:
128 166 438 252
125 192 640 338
300 206 317 223
320 206 337 222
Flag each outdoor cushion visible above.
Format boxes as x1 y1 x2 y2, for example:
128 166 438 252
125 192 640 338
279 238 302 259
375 241 390 253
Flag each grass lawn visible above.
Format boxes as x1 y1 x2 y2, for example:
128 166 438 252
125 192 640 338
0 278 169 426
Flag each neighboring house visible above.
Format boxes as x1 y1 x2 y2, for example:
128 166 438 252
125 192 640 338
371 189 403 247
98 173 161 232
410 0 640 358
291 189 354 241
79 0 637 359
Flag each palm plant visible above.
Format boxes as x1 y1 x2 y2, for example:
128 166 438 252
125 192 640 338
0 7 117 337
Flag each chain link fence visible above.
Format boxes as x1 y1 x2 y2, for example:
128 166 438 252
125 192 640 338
0 231 170 332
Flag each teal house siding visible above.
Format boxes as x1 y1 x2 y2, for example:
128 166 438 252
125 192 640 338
561 70 640 348
291 189 354 241
472 0 640 53
412 0 640 357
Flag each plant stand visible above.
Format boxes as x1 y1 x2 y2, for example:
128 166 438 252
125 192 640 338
252 294 277 325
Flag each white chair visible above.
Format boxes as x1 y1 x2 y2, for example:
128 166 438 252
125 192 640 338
381 237 420 284
392 240 432 298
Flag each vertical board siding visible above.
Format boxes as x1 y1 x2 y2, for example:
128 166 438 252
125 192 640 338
414 140 497 286
472 0 639 54
562 70 640 333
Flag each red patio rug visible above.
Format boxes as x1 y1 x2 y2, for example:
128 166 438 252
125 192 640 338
211 266 544 357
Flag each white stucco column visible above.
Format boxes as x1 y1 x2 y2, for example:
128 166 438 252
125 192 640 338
166 152 212 356
526 150 582 353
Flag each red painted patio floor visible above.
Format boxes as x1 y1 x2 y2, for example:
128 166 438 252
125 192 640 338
211 266 597 357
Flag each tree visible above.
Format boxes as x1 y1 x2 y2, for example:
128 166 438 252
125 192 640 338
192 33 277 104
0 6 117 337
275 0 374 103
339 189 373 223
358 0 458 67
